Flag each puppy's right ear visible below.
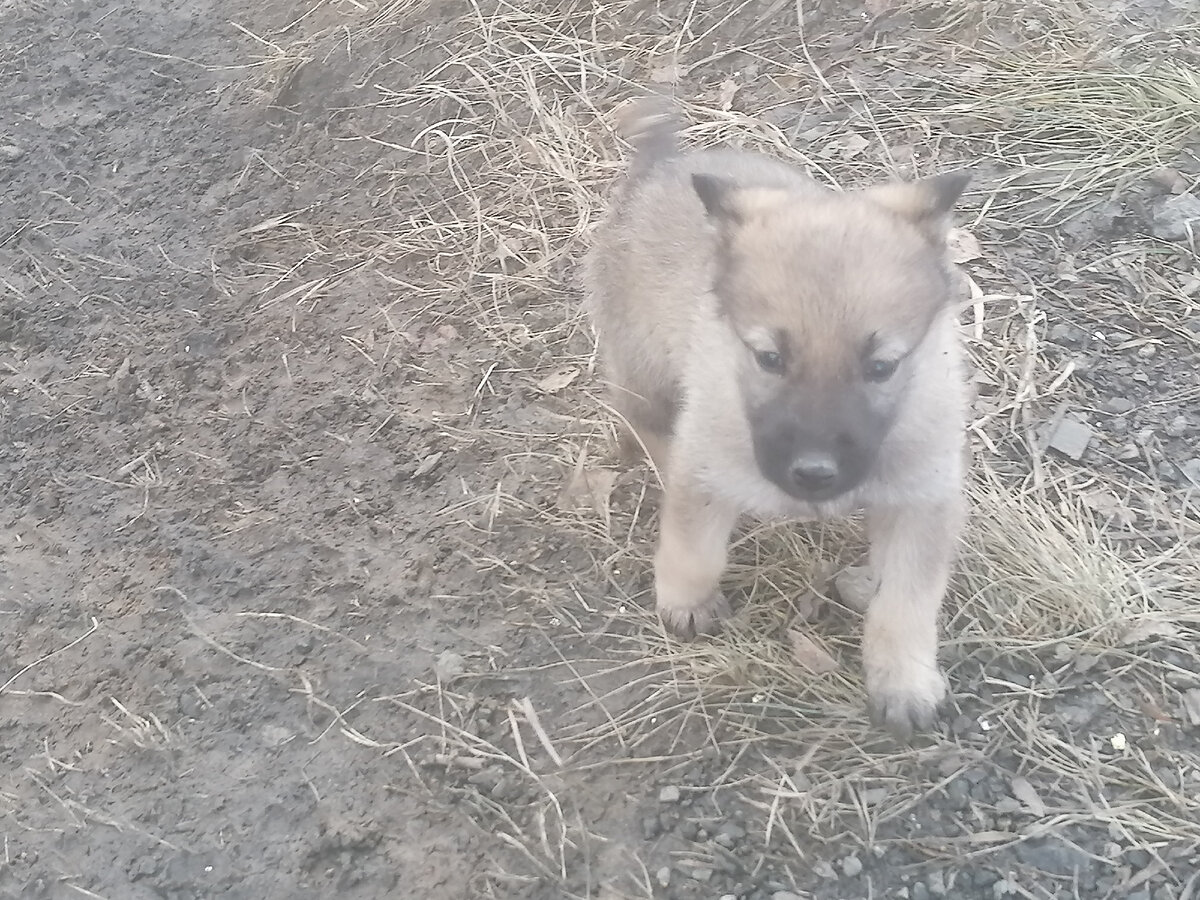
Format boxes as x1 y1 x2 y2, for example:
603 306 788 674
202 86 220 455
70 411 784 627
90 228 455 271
692 173 740 221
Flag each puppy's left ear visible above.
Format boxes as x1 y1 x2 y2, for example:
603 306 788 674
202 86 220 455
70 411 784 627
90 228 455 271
863 171 972 243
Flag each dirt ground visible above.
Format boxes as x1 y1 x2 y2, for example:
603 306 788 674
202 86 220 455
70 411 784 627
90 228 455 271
2 1 1199 899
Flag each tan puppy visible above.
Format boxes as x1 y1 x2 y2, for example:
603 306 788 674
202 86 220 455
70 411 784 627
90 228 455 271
583 99 971 738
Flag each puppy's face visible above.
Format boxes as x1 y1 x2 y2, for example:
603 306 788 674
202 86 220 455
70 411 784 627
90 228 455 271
694 172 968 503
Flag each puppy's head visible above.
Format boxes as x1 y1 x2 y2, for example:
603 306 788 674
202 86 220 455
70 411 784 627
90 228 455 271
693 170 969 502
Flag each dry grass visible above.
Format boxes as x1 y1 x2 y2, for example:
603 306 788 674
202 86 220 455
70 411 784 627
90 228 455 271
219 0 1200 893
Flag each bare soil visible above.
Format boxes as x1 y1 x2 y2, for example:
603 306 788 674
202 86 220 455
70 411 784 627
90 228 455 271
2 1 1199 899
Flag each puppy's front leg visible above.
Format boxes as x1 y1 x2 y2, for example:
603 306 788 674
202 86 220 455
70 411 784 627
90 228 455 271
863 496 964 739
654 477 739 638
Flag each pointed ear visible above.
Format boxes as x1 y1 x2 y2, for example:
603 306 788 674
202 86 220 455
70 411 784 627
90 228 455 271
692 174 789 224
863 171 971 240
692 173 741 221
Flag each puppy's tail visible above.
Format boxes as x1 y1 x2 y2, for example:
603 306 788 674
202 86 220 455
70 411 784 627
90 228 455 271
617 95 681 182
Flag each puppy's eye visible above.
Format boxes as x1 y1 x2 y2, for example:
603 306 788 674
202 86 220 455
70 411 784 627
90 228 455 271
754 349 784 374
864 358 899 382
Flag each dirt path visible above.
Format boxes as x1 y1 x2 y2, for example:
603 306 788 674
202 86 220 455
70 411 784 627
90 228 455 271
2 2 502 896
3 1 1199 899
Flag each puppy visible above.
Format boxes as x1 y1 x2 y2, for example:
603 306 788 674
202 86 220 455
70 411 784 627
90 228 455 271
583 98 971 738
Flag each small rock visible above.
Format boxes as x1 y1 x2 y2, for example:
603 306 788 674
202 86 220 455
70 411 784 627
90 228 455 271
833 565 876 611
1047 418 1093 460
1181 458 1200 486
1110 416 1128 432
719 896 738 900
434 650 466 682
841 855 863 877
0 144 23 162
1104 397 1135 414
689 865 713 882
1117 443 1141 462
1151 192 1200 242
658 785 681 803
641 816 660 840
715 823 746 847
772 893 804 900
656 865 671 887
679 820 698 841
928 869 948 896
1125 848 1153 869
812 860 836 880
911 883 930 900
1166 415 1189 437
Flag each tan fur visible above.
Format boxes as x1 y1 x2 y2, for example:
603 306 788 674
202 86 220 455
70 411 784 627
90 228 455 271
583 100 971 738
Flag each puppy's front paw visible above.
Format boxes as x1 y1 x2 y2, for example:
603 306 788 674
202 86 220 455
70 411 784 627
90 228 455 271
657 589 730 639
865 657 948 741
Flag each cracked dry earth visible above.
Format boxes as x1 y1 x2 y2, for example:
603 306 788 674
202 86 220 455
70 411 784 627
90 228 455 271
3 1 1200 900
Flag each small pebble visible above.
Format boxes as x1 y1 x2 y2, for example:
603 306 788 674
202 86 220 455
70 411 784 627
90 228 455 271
841 855 863 877
0 144 24 162
928 869 948 896
656 865 671 887
993 877 1019 897
715 823 746 847
772 893 803 900
434 650 466 682
1117 443 1141 461
1182 458 1200 485
640 816 660 840
1166 415 1189 437
1104 396 1135 414
1047 418 1093 460
658 785 681 803
1125 848 1153 869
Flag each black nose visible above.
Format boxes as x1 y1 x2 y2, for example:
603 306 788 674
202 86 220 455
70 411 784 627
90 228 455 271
790 453 838 492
